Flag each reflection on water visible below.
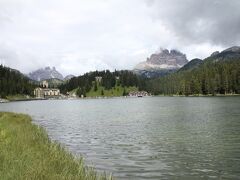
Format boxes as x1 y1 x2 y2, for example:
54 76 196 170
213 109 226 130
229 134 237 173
1 97 240 179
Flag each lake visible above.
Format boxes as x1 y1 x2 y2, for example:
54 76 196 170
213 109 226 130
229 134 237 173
0 97 240 179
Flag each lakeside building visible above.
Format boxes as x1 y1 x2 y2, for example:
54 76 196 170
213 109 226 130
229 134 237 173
34 81 60 98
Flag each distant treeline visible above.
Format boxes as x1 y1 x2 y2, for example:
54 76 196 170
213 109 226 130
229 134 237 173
0 65 36 98
59 70 146 95
146 60 240 96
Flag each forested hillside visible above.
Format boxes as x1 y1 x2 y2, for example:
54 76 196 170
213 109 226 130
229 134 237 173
146 55 240 96
0 65 35 98
59 70 146 96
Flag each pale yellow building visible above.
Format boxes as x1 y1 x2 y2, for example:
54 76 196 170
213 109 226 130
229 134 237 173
34 81 60 98
34 87 44 98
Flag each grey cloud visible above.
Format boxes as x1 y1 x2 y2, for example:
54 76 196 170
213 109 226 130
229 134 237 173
147 0 240 46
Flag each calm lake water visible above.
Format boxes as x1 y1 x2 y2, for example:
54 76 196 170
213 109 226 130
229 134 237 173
1 97 240 179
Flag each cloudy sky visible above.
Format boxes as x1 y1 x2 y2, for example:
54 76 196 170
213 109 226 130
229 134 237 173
0 0 239 76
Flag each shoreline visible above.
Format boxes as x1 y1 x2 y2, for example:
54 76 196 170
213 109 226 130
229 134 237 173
155 94 240 97
0 112 112 179
1 93 240 103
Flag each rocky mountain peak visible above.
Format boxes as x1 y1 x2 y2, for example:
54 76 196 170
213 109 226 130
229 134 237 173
134 48 188 78
146 48 188 66
28 66 64 81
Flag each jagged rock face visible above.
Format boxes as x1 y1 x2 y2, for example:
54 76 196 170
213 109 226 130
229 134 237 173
28 67 64 81
135 49 188 71
134 49 188 78
146 49 188 66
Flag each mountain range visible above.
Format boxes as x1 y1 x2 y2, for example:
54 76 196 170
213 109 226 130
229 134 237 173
27 46 240 81
25 46 240 82
133 46 240 78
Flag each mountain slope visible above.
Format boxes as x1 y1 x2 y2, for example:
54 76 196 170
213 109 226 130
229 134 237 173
0 65 35 97
134 49 188 78
178 58 203 72
205 46 240 63
64 75 75 81
146 46 240 95
59 70 146 96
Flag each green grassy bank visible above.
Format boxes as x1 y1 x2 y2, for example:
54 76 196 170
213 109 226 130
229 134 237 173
69 85 138 98
86 85 138 97
5 94 33 101
0 112 112 180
